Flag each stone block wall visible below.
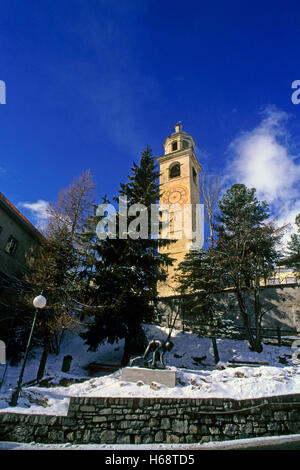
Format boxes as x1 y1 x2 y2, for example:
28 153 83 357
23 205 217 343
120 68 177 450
157 284 300 336
1 394 300 444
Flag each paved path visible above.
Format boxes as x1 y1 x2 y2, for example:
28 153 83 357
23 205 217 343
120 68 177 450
1 434 300 450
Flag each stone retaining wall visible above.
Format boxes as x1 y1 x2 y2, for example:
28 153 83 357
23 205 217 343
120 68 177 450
1 394 300 444
157 284 300 336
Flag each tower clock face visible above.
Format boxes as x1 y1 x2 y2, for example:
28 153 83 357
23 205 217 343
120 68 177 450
162 185 188 206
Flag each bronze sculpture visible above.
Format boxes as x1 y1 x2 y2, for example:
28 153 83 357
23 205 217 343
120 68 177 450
129 339 174 369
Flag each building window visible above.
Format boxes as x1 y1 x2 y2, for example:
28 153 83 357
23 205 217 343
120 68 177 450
268 278 280 285
182 140 189 149
171 141 178 152
286 277 296 284
192 167 197 183
169 162 181 179
5 236 18 255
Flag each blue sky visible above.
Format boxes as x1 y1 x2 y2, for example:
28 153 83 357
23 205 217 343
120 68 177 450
0 0 299 238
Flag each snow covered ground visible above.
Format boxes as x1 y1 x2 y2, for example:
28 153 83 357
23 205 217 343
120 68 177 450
0 324 299 416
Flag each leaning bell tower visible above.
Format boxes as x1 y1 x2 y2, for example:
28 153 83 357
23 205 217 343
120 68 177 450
157 122 202 297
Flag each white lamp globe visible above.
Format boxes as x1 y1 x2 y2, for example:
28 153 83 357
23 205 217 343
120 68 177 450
33 295 47 309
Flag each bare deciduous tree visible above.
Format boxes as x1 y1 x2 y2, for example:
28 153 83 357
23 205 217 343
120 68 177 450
25 170 97 380
46 169 96 244
200 173 221 247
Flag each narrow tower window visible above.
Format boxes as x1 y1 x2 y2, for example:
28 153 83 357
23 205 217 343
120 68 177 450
169 162 181 179
192 167 197 183
171 141 178 151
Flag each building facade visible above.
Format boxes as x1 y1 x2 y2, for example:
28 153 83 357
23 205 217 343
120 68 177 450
0 192 42 294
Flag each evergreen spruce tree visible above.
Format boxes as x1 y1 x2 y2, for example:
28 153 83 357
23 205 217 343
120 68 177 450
74 203 102 315
25 225 77 379
177 249 219 322
82 147 172 365
213 184 283 352
176 248 232 363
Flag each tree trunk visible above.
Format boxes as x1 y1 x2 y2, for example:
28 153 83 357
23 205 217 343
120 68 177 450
211 337 220 364
121 334 131 367
236 289 257 351
209 214 214 248
121 328 147 367
253 287 263 352
36 334 51 381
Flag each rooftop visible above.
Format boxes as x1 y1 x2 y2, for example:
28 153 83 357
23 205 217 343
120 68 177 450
0 192 42 241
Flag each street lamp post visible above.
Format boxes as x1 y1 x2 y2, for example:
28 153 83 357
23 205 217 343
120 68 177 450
9 294 47 407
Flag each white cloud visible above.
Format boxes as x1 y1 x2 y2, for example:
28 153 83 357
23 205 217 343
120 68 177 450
226 107 300 244
18 199 50 228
